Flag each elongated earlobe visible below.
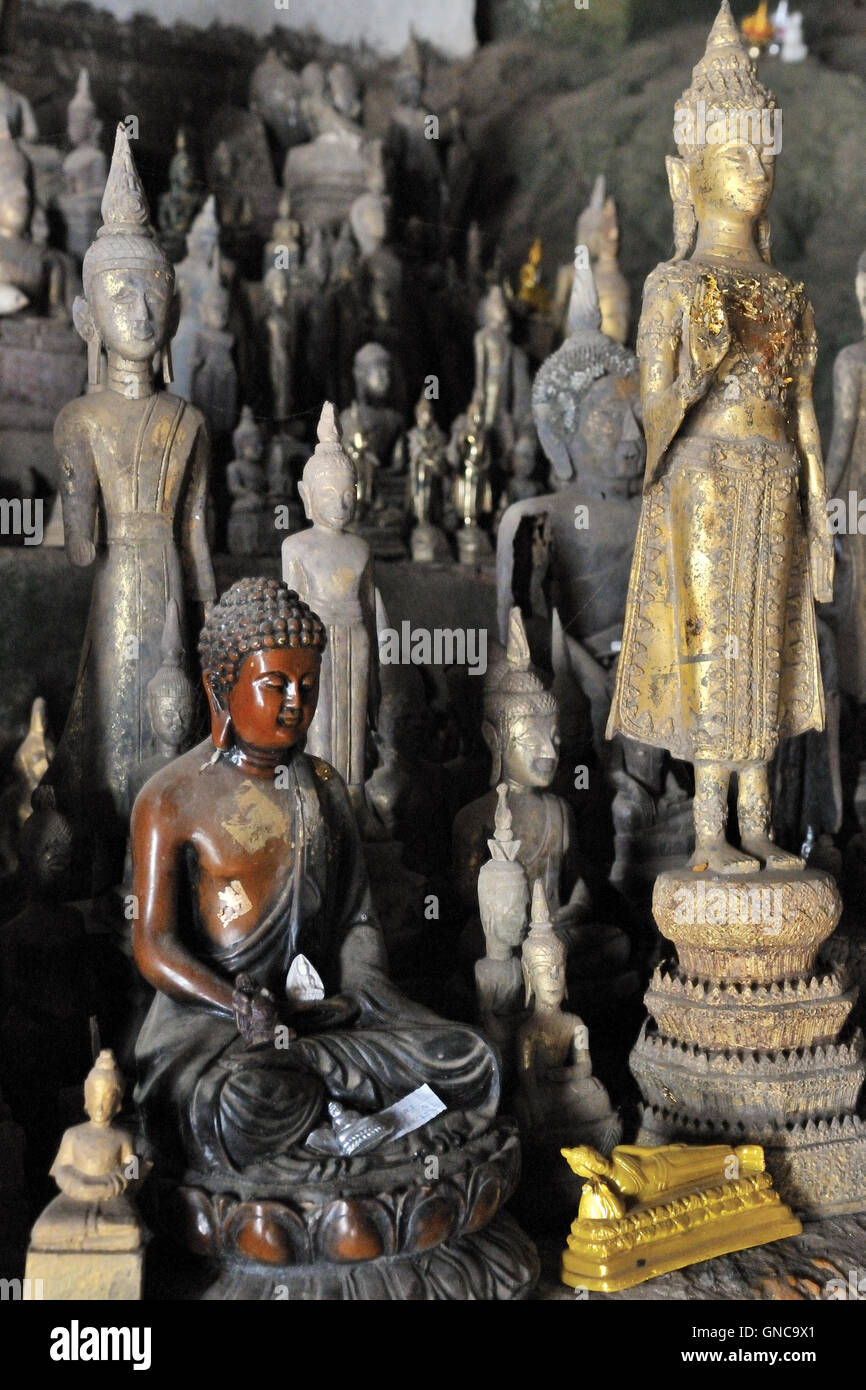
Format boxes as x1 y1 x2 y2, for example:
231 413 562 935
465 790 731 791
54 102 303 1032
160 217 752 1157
203 671 232 750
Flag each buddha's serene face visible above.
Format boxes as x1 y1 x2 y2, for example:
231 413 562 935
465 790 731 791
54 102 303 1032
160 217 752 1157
226 646 321 753
503 713 560 788
0 174 30 239
330 65 361 120
482 874 529 951
484 293 508 331
84 1077 122 1127
301 462 356 529
529 954 566 1011
576 375 644 484
90 266 175 359
357 358 391 402
150 691 193 747
69 109 95 147
857 272 866 331
691 139 774 222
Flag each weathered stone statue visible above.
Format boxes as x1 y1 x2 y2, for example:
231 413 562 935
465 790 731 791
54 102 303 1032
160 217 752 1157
171 195 223 404
453 607 589 935
282 405 379 821
227 405 269 556
394 392 449 560
127 600 198 811
340 341 403 464
189 259 238 449
59 69 106 264
607 2 830 875
826 249 866 708
0 112 65 315
475 784 529 1066
514 881 620 1151
473 284 531 458
47 125 215 892
554 177 630 346
620 1 866 1222
131 575 537 1299
249 48 306 154
262 190 301 280
26 1050 146 1299
386 35 444 245
448 392 493 564
497 250 643 740
349 184 403 349
158 127 203 264
263 266 298 425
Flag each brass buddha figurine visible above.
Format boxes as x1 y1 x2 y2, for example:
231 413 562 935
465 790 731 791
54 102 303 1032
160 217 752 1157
47 124 215 892
448 391 493 564
394 392 449 561
131 576 536 1299
607 0 831 875
282 405 380 823
59 69 106 264
554 176 629 346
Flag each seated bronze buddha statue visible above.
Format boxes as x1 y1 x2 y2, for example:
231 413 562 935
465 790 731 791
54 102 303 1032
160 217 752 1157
132 576 536 1299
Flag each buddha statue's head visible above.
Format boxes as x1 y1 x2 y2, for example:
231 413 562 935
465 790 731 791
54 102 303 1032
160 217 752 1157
68 68 101 149
0 114 32 241
349 190 388 259
522 881 566 1010
478 784 530 957
414 392 434 430
233 404 264 464
298 401 357 532
481 284 509 333
77 125 176 381
532 248 643 487
167 126 195 191
200 575 325 757
146 600 196 757
856 250 866 332
329 62 361 122
353 341 393 406
483 607 559 788
84 1049 125 1128
18 800 73 899
186 194 220 265
669 0 778 262
395 33 424 108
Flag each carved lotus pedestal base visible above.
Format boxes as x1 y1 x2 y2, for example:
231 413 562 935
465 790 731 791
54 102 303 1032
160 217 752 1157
630 869 866 1218
146 1118 539 1300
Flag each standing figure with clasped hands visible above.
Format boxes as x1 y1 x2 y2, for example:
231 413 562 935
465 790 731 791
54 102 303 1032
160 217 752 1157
607 1 833 875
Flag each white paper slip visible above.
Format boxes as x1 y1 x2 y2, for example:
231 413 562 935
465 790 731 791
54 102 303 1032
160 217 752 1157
286 953 326 1004
380 1083 447 1141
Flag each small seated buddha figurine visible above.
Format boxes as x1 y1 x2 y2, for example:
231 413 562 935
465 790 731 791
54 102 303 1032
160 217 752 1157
606 0 832 875
59 69 106 264
226 405 270 556
517 238 551 316
131 576 535 1299
282 406 380 824
339 341 403 467
475 784 530 1069
453 607 589 937
514 882 620 1151
46 124 215 893
26 1050 147 1299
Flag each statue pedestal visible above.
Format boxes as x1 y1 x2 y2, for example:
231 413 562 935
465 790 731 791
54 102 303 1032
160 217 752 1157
24 1194 144 1300
631 869 866 1217
146 1119 538 1300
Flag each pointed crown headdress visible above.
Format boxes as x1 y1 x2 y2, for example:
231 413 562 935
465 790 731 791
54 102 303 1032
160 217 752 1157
303 401 355 486
484 608 557 764
521 880 565 1005
146 600 194 714
674 0 777 162
83 124 171 297
69 68 97 120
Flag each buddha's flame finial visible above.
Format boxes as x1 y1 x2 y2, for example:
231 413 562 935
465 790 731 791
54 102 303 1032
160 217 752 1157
505 605 532 673
568 244 602 335
709 0 741 49
488 782 521 862
99 123 151 236
160 599 184 670
318 401 341 446
531 877 551 928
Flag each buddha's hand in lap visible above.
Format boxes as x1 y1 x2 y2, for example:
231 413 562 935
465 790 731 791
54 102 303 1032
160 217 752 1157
288 993 360 1035
233 973 294 1049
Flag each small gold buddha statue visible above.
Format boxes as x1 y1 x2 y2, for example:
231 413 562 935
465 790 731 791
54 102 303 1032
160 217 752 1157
517 238 551 316
607 0 831 875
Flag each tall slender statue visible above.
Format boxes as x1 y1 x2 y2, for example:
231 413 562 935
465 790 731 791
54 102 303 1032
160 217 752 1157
607 0 831 875
59 69 106 263
282 404 379 822
48 124 215 892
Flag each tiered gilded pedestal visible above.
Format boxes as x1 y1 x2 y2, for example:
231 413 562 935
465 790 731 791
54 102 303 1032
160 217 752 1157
631 869 866 1217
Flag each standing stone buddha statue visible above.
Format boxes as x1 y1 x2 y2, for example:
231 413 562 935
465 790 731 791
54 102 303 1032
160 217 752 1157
46 124 215 893
607 0 831 875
